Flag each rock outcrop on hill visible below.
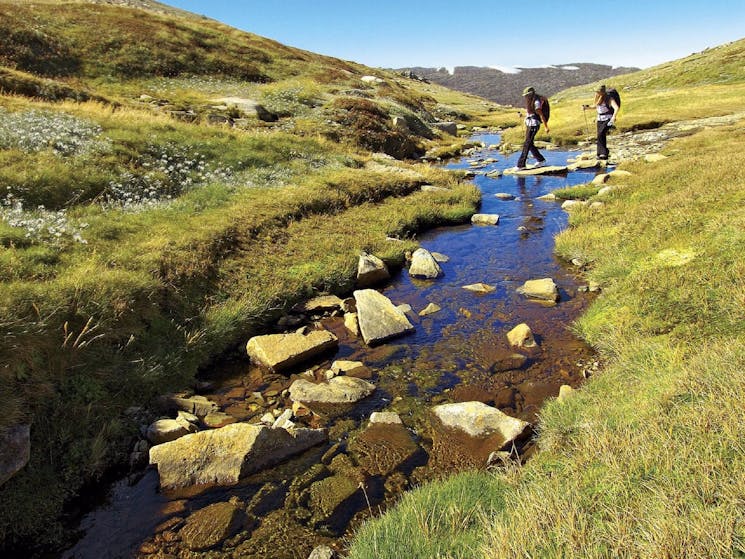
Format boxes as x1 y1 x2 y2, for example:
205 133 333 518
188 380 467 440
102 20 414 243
398 63 638 106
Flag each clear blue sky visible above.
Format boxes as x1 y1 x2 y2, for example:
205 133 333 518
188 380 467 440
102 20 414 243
163 0 745 70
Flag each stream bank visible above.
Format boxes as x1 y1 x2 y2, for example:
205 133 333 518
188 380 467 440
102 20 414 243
65 133 602 559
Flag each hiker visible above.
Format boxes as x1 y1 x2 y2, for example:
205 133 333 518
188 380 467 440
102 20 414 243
514 86 550 171
583 84 620 161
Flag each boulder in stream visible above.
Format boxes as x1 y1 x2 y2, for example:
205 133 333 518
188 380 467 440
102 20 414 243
149 423 327 490
507 323 537 349
246 329 338 372
353 289 415 345
516 277 559 302
408 248 443 279
432 401 529 446
289 376 376 405
471 213 500 225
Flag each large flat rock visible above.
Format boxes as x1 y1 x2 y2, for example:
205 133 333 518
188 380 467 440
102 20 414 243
503 165 568 176
246 330 338 372
353 289 415 345
289 376 376 404
149 423 326 490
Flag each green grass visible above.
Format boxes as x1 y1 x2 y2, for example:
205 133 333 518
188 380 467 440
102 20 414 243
347 120 745 559
347 471 509 559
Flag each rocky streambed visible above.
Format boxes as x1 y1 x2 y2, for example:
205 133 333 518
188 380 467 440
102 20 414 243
65 134 605 559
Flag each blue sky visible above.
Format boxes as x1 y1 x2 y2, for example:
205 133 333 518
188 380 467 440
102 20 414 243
163 1 745 70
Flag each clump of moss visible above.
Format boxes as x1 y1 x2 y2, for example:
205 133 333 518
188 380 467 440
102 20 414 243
325 97 423 159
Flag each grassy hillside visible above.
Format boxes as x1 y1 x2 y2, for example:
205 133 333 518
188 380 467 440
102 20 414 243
496 37 745 148
347 39 745 558
0 1 509 551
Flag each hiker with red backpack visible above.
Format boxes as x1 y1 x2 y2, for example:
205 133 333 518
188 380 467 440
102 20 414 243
583 84 621 161
514 86 550 171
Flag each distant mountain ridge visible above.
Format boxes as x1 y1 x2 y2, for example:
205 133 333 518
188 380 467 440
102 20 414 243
398 63 639 106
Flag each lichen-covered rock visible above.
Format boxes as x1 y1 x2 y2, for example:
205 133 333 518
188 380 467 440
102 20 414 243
146 419 190 445
507 323 537 348
409 248 443 279
149 423 326 490
289 376 375 405
471 214 500 225
354 289 415 345
516 277 559 302
357 252 391 288
246 330 338 372
432 401 529 445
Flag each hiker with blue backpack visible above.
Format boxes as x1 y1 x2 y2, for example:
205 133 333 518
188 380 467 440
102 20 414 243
583 84 621 161
514 86 550 171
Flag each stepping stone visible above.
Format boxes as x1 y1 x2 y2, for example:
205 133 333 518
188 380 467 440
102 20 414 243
503 165 568 176
462 283 496 293
246 330 338 372
516 278 559 302
471 214 500 225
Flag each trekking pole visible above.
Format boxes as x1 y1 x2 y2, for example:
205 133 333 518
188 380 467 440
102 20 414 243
582 106 590 135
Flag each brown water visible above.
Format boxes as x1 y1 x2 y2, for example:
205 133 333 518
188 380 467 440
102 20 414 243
64 135 602 559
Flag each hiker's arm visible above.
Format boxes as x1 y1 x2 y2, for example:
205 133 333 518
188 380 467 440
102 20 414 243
609 99 620 122
536 108 550 133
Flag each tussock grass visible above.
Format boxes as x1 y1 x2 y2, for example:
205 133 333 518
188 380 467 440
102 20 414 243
347 117 745 558
347 471 509 559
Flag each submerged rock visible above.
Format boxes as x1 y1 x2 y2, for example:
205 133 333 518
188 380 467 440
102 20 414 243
246 330 338 372
179 502 245 551
490 352 529 373
354 289 415 345
419 302 442 316
348 421 424 477
409 248 443 279
149 423 327 490
462 283 496 293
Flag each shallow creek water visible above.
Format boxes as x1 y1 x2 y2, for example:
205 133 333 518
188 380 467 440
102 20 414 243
65 135 602 559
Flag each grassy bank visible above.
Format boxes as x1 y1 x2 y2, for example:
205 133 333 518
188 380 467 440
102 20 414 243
347 115 745 557
0 98 480 548
0 2 514 548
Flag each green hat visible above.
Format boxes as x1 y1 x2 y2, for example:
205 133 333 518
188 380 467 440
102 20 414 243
522 86 535 96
